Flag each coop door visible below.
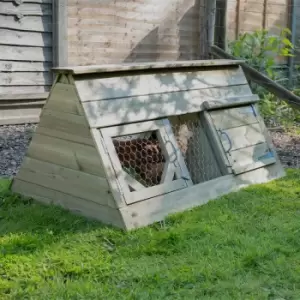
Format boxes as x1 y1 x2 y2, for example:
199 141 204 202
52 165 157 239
204 104 277 175
100 120 192 205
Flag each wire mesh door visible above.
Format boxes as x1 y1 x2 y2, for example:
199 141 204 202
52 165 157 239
100 120 192 205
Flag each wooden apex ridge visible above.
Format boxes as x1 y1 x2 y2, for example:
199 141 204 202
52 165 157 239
52 59 245 75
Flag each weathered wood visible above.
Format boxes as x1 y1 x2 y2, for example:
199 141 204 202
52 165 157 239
0 28 52 47
38 109 92 144
53 0 68 67
2 0 52 3
27 133 106 177
44 83 80 115
91 129 126 208
11 179 125 228
217 123 266 152
0 92 48 100
0 85 50 94
202 111 231 175
83 85 253 128
209 106 259 129
0 2 52 16
230 143 276 174
16 157 114 207
75 66 247 102
53 59 244 75
0 45 52 62
0 72 52 86
0 15 52 32
210 45 300 108
203 95 260 110
120 162 285 230
0 60 51 72
0 100 45 108
0 107 41 124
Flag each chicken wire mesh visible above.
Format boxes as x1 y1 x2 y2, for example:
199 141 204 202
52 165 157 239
112 131 166 188
170 115 223 184
111 115 223 189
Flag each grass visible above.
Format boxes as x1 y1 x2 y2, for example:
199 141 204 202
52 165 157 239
1 171 300 299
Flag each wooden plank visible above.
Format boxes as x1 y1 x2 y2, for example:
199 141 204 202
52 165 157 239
2 0 52 3
0 29 52 47
0 107 41 125
0 92 48 100
0 85 50 94
38 109 92 144
0 60 51 72
218 123 266 152
91 129 126 208
11 179 125 229
75 67 248 102
16 157 114 207
120 162 285 230
82 85 253 128
210 45 300 108
27 133 106 177
0 72 52 86
230 143 276 174
0 100 45 108
0 45 52 62
203 95 260 109
0 2 52 16
44 83 80 115
202 111 231 175
53 0 68 67
210 105 259 130
53 59 244 75
0 15 52 32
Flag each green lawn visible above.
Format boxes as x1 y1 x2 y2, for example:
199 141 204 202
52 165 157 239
1 170 300 299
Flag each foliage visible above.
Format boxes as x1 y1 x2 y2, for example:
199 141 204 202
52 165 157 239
1 171 300 299
228 28 300 127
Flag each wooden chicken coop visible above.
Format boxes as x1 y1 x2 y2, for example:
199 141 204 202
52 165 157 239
11 59 285 230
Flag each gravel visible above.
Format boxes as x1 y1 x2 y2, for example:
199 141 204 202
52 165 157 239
0 124 37 178
0 124 300 178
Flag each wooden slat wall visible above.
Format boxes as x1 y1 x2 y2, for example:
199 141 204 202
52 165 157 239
0 0 53 95
227 0 289 41
67 0 202 65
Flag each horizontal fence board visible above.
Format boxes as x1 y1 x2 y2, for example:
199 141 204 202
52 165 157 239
0 85 50 94
0 72 52 86
0 45 52 61
0 28 52 47
2 0 52 3
75 67 247 102
0 15 52 32
83 84 253 128
0 2 52 16
0 107 41 125
0 60 52 72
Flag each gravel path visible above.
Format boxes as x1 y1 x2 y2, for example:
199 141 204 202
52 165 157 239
0 124 300 178
0 124 37 178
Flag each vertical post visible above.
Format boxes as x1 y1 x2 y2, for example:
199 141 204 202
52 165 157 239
52 0 68 68
288 0 297 88
262 0 267 29
235 0 240 39
207 0 217 47
214 0 228 50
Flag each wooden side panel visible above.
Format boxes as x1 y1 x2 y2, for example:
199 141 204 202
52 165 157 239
75 67 248 101
83 85 253 128
0 1 53 95
11 179 125 228
44 83 81 115
15 157 114 207
26 133 106 177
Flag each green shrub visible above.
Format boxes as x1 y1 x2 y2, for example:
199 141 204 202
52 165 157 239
228 28 300 127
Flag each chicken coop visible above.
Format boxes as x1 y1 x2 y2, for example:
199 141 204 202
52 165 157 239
11 59 285 230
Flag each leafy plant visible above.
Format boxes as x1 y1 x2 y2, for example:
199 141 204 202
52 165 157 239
228 28 299 127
